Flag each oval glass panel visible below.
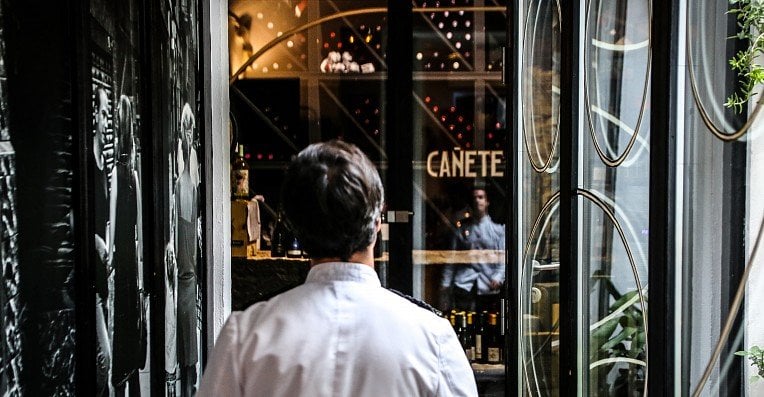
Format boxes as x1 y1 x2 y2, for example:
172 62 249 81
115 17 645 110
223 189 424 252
584 0 650 166
687 0 746 133
520 194 560 396
580 191 648 396
522 0 561 173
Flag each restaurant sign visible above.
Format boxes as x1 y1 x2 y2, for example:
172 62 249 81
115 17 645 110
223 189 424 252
426 148 504 178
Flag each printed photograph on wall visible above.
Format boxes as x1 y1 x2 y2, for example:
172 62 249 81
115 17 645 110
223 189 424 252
155 1 203 395
90 0 150 395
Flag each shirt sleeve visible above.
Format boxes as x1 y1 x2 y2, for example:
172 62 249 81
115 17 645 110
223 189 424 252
197 314 243 397
441 265 455 287
491 225 506 283
435 321 478 396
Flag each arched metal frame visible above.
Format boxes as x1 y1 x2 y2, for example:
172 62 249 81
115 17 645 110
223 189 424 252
521 0 562 174
582 0 652 168
685 2 763 142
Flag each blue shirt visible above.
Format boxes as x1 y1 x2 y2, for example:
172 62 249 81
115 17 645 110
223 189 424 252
441 215 506 295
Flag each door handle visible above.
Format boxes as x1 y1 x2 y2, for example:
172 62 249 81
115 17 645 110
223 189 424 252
386 210 413 224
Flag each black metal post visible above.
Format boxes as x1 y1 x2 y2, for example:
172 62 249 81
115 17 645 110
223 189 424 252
559 0 582 394
648 0 679 394
385 0 414 294
505 0 519 393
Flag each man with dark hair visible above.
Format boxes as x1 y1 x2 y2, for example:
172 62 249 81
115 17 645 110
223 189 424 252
440 187 506 313
199 140 477 396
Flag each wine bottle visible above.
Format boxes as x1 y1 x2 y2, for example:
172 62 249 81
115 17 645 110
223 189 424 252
271 211 286 257
231 144 249 199
487 313 502 364
454 312 467 350
475 311 486 363
286 235 302 258
465 311 476 362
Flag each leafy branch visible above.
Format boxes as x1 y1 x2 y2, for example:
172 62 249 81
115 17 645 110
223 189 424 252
735 345 764 383
725 0 764 114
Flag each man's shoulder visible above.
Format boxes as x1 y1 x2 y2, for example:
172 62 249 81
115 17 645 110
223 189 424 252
385 288 443 317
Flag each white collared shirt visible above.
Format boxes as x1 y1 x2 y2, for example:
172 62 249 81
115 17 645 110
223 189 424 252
198 262 477 397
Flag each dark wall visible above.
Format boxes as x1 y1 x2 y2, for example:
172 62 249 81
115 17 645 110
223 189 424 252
0 0 205 395
3 0 77 394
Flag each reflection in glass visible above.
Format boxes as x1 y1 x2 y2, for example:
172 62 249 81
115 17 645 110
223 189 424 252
522 0 560 173
686 0 751 140
413 0 476 72
521 195 560 396
580 192 647 396
584 0 650 167
519 0 561 395
228 0 388 78
684 1 748 391
582 1 651 395
412 5 508 395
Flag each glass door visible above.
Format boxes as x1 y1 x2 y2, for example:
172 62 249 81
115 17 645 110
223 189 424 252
410 1 509 395
228 1 511 394
227 0 390 305
518 0 561 394
514 0 651 395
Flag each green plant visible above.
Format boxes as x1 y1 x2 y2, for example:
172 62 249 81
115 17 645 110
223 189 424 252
590 288 647 395
735 345 764 383
725 0 764 114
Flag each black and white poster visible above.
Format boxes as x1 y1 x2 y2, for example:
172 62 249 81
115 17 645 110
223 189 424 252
91 0 149 395
154 1 203 396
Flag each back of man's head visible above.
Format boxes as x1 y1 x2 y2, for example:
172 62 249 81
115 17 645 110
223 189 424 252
281 140 384 261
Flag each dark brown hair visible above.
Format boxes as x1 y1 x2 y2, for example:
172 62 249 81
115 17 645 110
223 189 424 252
281 140 383 261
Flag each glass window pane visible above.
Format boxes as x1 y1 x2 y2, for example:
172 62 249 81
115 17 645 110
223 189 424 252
519 0 561 394
582 0 650 394
412 3 508 395
684 1 748 393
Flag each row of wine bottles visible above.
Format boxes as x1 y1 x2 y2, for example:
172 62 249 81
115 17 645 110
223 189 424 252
448 310 503 365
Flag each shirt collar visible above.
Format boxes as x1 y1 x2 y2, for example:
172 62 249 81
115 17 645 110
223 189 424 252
306 262 381 286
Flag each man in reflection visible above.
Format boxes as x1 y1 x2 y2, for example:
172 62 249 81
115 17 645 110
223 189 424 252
440 187 505 313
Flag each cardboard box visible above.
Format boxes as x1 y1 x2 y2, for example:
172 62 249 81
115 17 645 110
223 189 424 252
231 199 259 257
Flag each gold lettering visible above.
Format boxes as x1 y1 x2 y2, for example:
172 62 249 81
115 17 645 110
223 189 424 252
478 151 490 177
426 151 439 177
452 149 464 177
464 151 477 177
439 151 451 177
491 151 503 177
